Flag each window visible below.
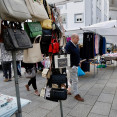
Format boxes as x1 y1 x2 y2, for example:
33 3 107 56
74 14 83 23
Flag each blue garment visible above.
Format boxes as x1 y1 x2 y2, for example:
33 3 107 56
65 41 80 67
102 37 106 54
94 35 96 56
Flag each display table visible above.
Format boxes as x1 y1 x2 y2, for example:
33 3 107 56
102 53 117 61
0 93 31 117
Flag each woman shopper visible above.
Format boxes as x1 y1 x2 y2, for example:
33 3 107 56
24 63 40 96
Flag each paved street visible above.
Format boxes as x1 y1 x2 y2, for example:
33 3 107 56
0 63 117 117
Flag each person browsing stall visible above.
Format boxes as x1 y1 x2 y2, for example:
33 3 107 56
65 33 84 102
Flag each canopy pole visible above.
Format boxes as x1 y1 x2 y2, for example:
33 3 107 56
12 51 22 117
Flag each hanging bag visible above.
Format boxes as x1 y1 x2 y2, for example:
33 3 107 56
40 19 52 29
24 22 42 38
25 0 49 21
0 0 31 22
3 23 32 50
23 35 43 63
50 88 67 100
48 33 59 54
42 68 51 79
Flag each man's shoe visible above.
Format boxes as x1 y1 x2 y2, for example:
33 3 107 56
4 78 9 82
74 94 84 102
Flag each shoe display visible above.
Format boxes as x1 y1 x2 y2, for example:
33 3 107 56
4 79 9 82
74 94 84 102
25 85 30 91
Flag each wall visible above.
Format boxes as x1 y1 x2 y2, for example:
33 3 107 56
85 0 92 26
57 0 109 32
59 1 85 30
109 10 117 20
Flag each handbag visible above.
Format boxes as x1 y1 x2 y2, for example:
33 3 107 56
0 0 31 22
25 67 36 78
77 66 85 76
3 28 32 51
51 74 68 87
44 86 58 102
24 22 42 38
25 0 49 21
42 29 52 36
42 68 51 79
48 33 59 54
23 35 43 63
50 88 67 100
41 19 52 29
54 54 70 68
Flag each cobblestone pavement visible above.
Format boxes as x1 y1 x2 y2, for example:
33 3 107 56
0 63 117 117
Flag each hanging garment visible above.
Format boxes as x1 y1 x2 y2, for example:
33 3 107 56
66 37 71 42
80 46 84 59
99 36 103 55
102 37 106 54
95 35 99 54
83 32 94 59
81 61 90 72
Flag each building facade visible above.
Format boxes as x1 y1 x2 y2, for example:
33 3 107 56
57 0 109 31
109 0 117 20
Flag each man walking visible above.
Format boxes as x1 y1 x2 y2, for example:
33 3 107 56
65 33 84 102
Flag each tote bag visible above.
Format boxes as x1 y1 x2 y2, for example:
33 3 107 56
0 0 31 22
25 0 49 21
77 66 85 76
23 35 43 63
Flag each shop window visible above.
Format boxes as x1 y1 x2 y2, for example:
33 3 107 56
74 14 83 23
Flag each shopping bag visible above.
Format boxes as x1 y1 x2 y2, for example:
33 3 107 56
77 66 85 76
23 35 43 63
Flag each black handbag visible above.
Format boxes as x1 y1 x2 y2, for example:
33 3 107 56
40 35 52 55
3 28 32 50
42 29 52 36
50 88 67 100
51 74 68 87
